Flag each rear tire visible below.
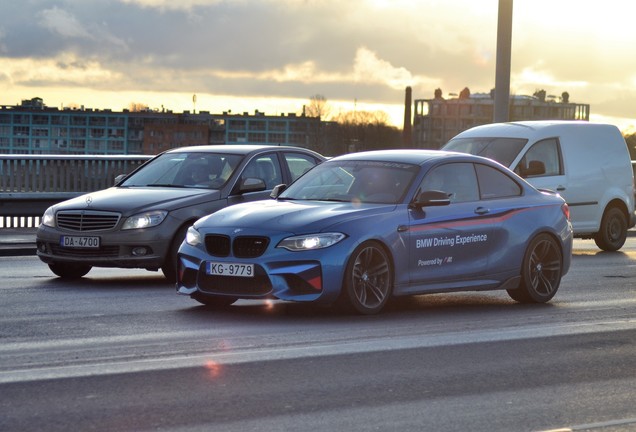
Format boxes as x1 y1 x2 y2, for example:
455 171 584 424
594 207 627 251
48 263 91 279
507 233 562 303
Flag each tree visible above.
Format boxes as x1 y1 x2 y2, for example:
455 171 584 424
128 102 149 112
329 109 401 154
304 94 331 119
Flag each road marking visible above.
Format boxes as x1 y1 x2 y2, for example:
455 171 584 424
1 318 636 384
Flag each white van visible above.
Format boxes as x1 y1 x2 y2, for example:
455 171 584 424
443 121 636 251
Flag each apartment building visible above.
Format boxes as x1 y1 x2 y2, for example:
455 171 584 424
0 98 327 155
412 88 590 149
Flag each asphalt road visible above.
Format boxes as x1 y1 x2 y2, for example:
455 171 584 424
1 239 635 432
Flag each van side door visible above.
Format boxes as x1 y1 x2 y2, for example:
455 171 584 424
513 137 588 232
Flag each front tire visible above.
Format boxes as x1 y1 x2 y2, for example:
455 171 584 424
507 233 562 303
340 241 392 315
48 263 91 279
594 207 627 251
162 224 190 283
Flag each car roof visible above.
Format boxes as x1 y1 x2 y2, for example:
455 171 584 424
454 120 616 140
164 144 323 157
328 149 483 166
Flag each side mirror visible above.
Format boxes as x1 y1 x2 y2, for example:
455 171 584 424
411 190 451 208
270 184 288 199
238 177 266 193
114 174 127 185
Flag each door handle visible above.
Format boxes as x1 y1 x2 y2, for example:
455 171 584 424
556 185 566 191
474 207 489 215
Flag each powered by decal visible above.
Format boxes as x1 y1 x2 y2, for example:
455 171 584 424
418 256 454 267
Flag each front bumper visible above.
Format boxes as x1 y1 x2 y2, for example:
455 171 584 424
176 244 346 306
36 224 174 270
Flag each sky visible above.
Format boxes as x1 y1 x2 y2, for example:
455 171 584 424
2 0 636 131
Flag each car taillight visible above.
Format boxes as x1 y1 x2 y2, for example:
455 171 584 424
561 203 570 221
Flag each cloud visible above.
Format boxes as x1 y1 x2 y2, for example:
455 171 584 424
36 6 128 51
353 47 416 89
0 54 122 87
38 7 93 39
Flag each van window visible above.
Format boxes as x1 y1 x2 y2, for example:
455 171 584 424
443 137 527 167
514 138 562 178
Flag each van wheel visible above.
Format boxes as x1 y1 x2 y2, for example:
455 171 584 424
594 207 627 251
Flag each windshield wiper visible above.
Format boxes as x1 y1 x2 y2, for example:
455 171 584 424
318 198 350 202
141 184 188 188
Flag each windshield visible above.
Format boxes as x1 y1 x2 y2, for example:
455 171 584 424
280 160 420 204
443 137 527 167
120 152 244 189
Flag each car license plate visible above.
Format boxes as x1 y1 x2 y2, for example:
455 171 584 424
60 236 100 248
206 262 254 277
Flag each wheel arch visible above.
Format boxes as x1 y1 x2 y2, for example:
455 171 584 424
603 198 629 224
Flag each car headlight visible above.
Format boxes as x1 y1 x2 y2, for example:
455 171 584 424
185 226 203 246
277 233 346 251
122 210 168 230
41 207 55 227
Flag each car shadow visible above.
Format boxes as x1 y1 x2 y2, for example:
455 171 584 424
176 291 543 322
43 274 173 291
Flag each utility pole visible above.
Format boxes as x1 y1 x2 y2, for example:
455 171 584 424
494 0 513 123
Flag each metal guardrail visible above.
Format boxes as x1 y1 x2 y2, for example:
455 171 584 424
2 156 636 229
0 154 152 228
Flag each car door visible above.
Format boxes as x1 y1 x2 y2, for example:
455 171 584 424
473 162 526 278
281 151 322 183
227 153 284 205
408 162 494 285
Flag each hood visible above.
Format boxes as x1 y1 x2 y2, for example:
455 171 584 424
196 199 396 233
53 187 220 215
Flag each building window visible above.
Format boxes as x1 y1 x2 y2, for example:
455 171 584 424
228 132 247 143
33 115 49 125
71 116 86 126
268 133 286 144
13 126 30 136
229 120 246 130
248 132 266 143
249 120 266 131
269 121 286 131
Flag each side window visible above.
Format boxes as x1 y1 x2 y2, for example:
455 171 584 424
242 154 282 189
419 162 479 203
475 164 521 199
284 152 319 182
514 138 562 178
